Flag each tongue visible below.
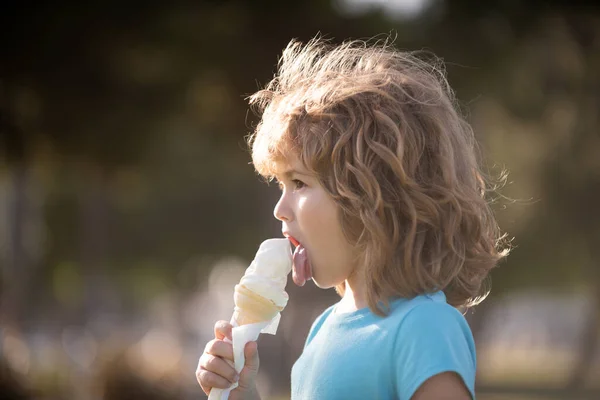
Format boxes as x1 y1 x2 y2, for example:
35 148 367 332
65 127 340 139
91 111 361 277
292 244 312 287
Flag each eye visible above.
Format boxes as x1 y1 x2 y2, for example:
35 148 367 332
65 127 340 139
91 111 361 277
292 179 306 190
275 178 306 191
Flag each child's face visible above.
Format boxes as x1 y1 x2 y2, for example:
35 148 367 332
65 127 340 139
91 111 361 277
274 154 357 289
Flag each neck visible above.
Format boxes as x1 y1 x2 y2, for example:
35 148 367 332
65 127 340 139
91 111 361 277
338 276 368 312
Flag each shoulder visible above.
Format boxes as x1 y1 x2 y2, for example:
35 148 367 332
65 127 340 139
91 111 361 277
397 296 472 336
393 295 475 361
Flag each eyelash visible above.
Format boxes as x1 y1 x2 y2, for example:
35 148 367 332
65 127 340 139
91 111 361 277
277 179 306 191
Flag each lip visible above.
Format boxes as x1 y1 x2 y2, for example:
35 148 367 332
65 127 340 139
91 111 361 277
282 232 300 248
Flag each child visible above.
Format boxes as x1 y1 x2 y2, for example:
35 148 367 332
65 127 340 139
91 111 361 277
196 36 509 400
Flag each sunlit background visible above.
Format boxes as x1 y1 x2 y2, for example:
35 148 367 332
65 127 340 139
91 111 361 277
1 1 599 399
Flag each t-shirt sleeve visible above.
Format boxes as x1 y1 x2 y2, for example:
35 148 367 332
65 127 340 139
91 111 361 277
394 301 477 400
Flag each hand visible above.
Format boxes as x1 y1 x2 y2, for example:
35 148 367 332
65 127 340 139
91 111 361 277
196 320 261 400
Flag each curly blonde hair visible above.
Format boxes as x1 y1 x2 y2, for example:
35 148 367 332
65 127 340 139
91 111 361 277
247 36 510 315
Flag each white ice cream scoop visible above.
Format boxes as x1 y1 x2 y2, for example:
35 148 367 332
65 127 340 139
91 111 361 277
239 238 293 309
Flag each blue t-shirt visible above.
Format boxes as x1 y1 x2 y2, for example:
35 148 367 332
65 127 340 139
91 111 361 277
291 291 476 399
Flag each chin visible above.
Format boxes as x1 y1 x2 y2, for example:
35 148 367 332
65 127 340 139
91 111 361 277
311 275 343 290
310 274 326 289
311 279 329 289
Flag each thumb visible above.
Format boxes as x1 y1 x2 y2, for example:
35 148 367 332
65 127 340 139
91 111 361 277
237 341 260 390
244 341 260 372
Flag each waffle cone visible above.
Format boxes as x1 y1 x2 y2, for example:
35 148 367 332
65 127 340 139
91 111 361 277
233 284 283 326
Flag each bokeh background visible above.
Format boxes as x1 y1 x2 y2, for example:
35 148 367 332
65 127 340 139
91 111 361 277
1 1 599 399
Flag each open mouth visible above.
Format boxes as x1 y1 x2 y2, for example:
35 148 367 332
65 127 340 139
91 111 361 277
283 233 311 287
287 235 300 250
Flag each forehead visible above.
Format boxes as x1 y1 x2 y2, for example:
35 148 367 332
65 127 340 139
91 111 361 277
272 154 311 178
252 107 318 181
272 159 297 177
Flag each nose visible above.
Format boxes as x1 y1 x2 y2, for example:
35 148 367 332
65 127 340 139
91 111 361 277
273 191 293 222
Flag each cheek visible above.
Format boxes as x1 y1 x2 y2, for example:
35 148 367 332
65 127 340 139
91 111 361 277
298 190 354 283
312 222 355 286
297 194 330 231
312 250 354 288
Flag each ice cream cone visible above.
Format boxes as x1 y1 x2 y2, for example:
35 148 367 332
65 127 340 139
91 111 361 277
233 284 283 326
208 239 292 400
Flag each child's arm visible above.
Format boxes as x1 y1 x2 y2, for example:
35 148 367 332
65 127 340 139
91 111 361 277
196 321 262 400
410 371 472 400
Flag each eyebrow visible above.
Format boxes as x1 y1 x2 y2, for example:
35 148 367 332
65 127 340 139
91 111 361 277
276 169 309 180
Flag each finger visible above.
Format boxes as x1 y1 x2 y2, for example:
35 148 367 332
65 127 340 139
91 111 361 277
196 366 212 396
196 368 233 394
199 353 239 384
204 339 234 362
214 320 233 341
244 341 260 372
237 341 260 391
